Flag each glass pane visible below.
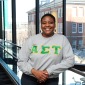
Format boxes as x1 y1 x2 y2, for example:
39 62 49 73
4 0 12 42
1 0 13 73
39 0 63 34
59 71 85 85
16 0 35 46
66 0 85 85
16 0 35 79
66 0 85 64
66 70 84 85
19 0 63 83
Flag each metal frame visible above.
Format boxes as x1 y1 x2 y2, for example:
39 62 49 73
62 0 66 85
36 0 40 34
0 1 2 39
11 0 17 74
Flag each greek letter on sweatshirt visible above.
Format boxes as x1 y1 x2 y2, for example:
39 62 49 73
17 33 74 78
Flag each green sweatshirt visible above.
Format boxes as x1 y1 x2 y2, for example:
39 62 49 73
17 33 74 78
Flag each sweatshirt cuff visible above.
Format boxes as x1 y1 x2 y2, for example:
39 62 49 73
46 68 53 76
27 66 33 74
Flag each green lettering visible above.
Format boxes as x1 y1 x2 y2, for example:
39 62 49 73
41 46 50 54
31 46 38 53
52 46 61 54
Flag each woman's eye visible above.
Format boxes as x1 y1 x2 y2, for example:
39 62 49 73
49 22 54 24
42 21 54 24
42 22 46 24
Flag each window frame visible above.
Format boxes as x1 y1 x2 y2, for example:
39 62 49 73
72 22 77 33
78 23 83 33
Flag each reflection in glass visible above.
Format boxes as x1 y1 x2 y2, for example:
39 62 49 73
66 0 85 64
66 0 85 85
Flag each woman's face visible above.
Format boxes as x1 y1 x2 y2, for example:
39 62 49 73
41 16 55 37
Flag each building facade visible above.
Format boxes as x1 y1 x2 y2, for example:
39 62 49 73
27 0 85 51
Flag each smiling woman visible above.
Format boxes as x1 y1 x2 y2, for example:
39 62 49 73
17 13 74 85
41 14 56 37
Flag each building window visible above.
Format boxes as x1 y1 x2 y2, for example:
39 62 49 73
32 14 34 21
72 40 76 48
78 7 84 17
61 8 62 17
28 15 32 22
72 7 77 17
58 23 62 33
78 23 83 33
72 23 77 33
78 40 83 47
58 8 62 18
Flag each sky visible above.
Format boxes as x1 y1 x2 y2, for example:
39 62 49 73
7 0 53 23
16 0 53 23
16 0 35 23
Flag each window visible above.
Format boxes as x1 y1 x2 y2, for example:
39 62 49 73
32 14 34 21
28 15 32 22
72 7 77 17
78 7 84 17
78 40 83 46
72 23 77 33
58 23 62 33
78 23 83 33
58 8 62 18
72 40 76 48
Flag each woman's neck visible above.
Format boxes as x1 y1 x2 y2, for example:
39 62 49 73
42 32 54 38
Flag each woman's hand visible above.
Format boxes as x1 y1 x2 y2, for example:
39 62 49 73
31 68 49 83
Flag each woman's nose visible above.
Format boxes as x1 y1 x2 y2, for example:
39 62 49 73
45 23 49 26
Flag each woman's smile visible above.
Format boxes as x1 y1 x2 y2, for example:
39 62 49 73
41 16 55 37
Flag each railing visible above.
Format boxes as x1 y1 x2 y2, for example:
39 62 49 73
0 58 21 85
0 45 18 60
0 39 85 85
0 39 21 49
0 39 21 85
69 67 85 76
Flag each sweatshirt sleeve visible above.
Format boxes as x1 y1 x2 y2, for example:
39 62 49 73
46 36 75 75
17 37 33 75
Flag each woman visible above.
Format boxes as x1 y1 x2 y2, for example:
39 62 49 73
17 13 74 85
